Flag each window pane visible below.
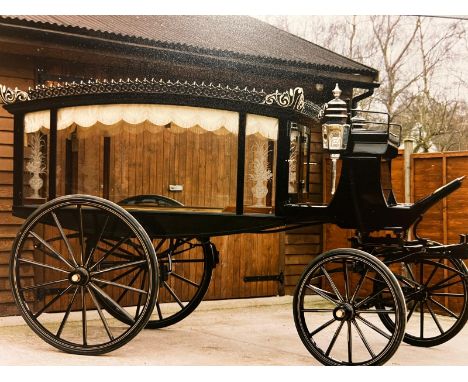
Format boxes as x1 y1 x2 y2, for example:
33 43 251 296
244 114 278 211
53 106 239 210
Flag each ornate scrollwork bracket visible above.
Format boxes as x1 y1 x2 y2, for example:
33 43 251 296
263 87 305 112
0 84 30 105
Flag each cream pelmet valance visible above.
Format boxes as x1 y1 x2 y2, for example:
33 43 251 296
24 104 278 140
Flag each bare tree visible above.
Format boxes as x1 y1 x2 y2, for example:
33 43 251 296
257 15 467 152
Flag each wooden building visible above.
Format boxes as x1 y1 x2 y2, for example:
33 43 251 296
0 15 379 315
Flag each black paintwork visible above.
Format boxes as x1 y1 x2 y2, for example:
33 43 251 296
4 80 466 239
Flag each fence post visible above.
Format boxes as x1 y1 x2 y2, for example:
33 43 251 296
403 138 414 204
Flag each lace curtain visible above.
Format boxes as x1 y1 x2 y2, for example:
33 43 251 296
24 104 278 140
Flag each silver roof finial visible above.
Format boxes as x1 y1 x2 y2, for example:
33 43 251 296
332 83 342 99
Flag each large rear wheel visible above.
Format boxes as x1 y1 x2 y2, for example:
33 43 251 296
146 237 214 328
10 195 158 355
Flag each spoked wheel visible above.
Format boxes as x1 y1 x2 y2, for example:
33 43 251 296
146 238 214 329
293 249 406 366
378 256 468 347
10 195 158 355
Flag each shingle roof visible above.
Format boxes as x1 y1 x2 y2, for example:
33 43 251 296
0 15 377 77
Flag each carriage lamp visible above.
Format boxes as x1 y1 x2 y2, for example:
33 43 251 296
321 84 350 194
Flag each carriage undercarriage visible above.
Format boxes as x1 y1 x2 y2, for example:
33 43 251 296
2 80 468 365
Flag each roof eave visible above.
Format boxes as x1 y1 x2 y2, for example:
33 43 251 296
0 20 380 88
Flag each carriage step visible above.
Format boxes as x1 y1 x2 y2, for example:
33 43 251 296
244 272 284 284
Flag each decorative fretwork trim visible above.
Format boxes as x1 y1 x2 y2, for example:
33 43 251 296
263 87 304 112
3 78 321 120
0 84 30 104
27 78 268 104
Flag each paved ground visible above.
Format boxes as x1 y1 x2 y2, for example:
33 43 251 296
0 296 467 366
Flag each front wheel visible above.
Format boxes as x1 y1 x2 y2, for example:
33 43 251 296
293 248 406 366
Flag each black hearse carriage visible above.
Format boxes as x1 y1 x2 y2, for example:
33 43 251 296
1 79 467 365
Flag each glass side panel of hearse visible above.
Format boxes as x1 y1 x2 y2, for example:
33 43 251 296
22 105 279 212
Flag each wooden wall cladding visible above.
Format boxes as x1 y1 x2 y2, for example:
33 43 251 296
52 126 281 307
0 66 34 316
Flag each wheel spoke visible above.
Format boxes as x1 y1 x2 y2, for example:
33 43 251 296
355 287 387 309
343 260 349 301
34 285 73 318
20 278 68 291
153 238 167 253
93 277 148 295
84 216 110 268
356 309 396 314
404 262 416 282
430 292 465 297
87 286 115 340
321 266 344 302
170 271 200 288
81 286 87 346
110 265 142 284
407 300 418 321
29 231 74 270
305 284 339 306
77 205 85 265
171 245 198 257
356 315 391 340
352 319 376 358
163 281 185 308
56 286 79 338
135 270 147 319
325 320 344 356
428 297 459 319
309 318 336 337
426 300 444 334
89 283 135 324
428 273 460 291
302 308 335 313
19 258 69 274
422 259 464 276
91 259 147 276
169 259 205 264
347 320 352 364
423 259 442 287
155 301 163 320
114 268 143 304
350 268 369 303
420 301 424 338
101 237 144 259
51 212 79 267
89 235 132 271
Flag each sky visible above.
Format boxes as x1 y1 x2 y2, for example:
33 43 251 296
1 0 468 16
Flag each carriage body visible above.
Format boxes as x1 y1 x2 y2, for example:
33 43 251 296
2 79 468 365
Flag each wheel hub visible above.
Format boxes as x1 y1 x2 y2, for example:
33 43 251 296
412 286 429 302
69 267 90 286
333 303 354 321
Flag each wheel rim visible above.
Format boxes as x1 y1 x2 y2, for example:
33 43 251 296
378 257 468 346
10 196 157 355
294 250 406 366
146 238 213 328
